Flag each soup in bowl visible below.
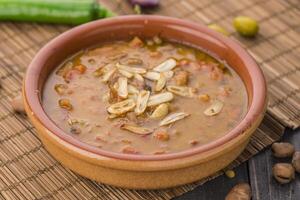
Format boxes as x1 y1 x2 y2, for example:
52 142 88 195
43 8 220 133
23 15 266 189
43 36 248 155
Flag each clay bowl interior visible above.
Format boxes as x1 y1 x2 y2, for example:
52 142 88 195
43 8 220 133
24 15 267 188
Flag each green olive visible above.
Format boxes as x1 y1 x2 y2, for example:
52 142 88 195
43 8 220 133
233 16 259 37
208 24 229 36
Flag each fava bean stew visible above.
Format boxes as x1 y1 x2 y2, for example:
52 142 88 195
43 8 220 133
43 36 248 155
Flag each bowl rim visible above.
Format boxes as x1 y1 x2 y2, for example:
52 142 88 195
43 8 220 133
24 15 266 161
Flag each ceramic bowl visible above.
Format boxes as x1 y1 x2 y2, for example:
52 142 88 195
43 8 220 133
23 15 267 189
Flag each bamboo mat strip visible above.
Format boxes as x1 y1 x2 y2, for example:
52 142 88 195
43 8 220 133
0 0 299 199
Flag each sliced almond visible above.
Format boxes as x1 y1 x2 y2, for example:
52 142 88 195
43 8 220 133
150 103 169 119
118 69 133 78
155 73 166 92
135 90 150 115
101 68 116 82
144 71 174 81
121 124 153 135
107 99 135 115
167 85 195 97
121 58 143 65
163 71 174 79
107 52 127 61
128 93 138 101
147 92 174 107
117 77 128 98
153 58 177 72
204 100 224 116
159 112 189 126
144 71 160 80
116 63 146 74
108 113 120 119
133 73 144 82
128 85 139 94
113 82 119 91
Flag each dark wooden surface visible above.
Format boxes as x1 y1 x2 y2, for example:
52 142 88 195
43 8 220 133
174 128 300 200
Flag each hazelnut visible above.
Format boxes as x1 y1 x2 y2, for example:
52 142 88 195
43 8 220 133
11 94 25 113
225 183 251 200
271 142 295 158
272 163 295 184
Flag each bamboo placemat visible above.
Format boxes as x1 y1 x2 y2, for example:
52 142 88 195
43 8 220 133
0 0 299 199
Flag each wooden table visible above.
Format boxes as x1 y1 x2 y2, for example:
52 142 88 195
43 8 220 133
174 128 300 200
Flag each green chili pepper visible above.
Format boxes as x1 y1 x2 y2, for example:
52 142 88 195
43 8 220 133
0 0 115 25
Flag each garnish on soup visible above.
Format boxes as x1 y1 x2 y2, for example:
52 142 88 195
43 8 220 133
42 36 248 155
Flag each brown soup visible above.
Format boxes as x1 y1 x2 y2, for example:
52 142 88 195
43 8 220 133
42 36 248 155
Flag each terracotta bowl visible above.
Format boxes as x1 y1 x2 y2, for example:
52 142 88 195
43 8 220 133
23 15 267 189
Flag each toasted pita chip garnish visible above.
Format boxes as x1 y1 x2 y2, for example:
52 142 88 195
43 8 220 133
107 99 135 115
128 85 139 94
167 85 195 97
150 103 169 119
101 68 116 82
147 92 174 107
155 73 166 92
204 100 224 116
133 73 144 82
116 63 146 74
153 58 177 72
117 77 128 98
118 69 133 78
135 90 150 115
159 112 189 126
121 124 153 135
144 71 160 80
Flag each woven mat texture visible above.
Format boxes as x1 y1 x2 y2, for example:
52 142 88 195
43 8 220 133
0 0 299 199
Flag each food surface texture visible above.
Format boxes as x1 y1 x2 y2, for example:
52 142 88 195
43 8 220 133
42 36 248 155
